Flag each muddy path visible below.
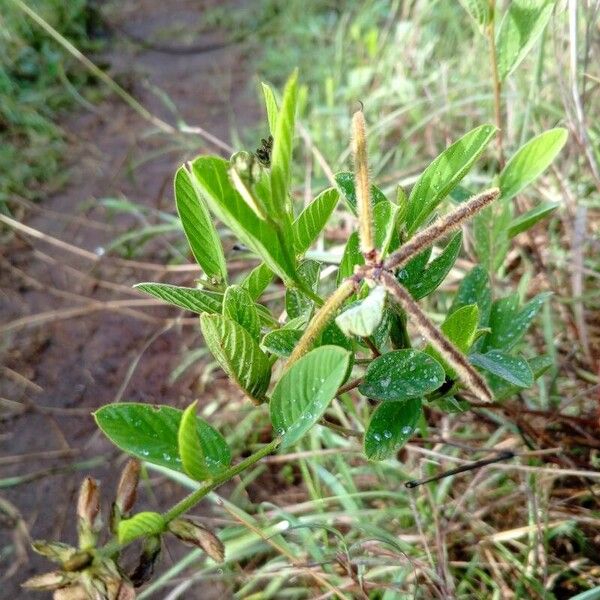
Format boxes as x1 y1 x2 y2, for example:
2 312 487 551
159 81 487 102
0 1 261 596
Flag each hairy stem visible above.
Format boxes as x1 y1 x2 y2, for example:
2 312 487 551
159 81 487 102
384 187 500 271
379 270 493 403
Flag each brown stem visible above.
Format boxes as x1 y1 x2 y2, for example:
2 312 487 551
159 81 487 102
379 270 493 403
487 15 504 167
384 188 500 271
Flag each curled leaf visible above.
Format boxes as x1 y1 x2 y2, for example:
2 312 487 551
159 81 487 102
335 285 386 338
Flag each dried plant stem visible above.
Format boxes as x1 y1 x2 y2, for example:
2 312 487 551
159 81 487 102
352 110 376 261
379 270 493 403
487 11 504 167
384 188 500 271
287 279 358 366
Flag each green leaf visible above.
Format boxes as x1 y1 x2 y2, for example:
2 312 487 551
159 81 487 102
402 232 462 299
335 285 386 338
293 188 339 254
191 156 297 285
118 512 164 545
492 355 553 400
499 129 567 201
424 305 479 378
261 328 302 357
337 232 364 286
470 350 534 388
135 283 222 314
286 259 321 319
270 346 350 448
433 396 471 413
223 285 261 342
334 171 387 216
496 0 555 81
459 0 491 29
174 166 227 282
450 265 492 327
177 401 230 480
94 403 229 474
241 263 273 300
441 304 480 353
359 349 445 402
270 71 298 221
261 82 279 135
200 314 271 403
472 196 512 272
405 125 497 235
364 398 422 460
508 201 559 238
483 292 551 351
373 200 400 257
319 321 353 354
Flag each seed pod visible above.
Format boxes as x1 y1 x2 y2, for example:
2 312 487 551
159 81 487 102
22 571 70 591
168 518 225 563
77 477 101 531
31 540 76 564
115 460 140 515
129 535 161 588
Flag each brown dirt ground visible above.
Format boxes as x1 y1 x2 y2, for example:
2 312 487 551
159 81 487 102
0 1 262 597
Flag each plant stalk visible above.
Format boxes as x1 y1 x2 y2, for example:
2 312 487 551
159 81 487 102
487 10 504 167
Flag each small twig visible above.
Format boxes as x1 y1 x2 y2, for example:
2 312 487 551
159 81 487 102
405 450 516 488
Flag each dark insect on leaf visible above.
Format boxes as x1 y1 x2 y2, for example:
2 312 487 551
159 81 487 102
256 135 274 167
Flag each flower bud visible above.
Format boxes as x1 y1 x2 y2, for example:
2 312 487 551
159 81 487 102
77 477 101 530
115 460 140 515
168 518 224 563
129 535 161 588
22 571 70 591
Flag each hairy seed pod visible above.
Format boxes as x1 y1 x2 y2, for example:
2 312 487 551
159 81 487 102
168 518 225 563
352 109 375 260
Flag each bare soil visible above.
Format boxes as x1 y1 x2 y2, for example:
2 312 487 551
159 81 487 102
0 1 261 596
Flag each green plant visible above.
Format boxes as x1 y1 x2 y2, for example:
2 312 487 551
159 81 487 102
0 0 100 205
23 69 566 596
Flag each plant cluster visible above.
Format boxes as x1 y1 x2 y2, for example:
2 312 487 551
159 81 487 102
24 67 566 596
